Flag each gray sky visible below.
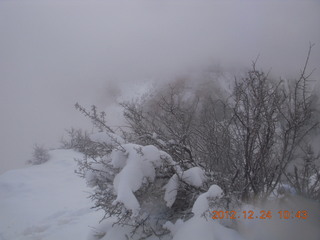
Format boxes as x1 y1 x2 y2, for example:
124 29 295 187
0 0 320 173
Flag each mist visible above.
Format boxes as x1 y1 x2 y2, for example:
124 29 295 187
0 0 319 173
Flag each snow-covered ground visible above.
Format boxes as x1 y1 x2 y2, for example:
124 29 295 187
1 148 319 240
0 149 104 240
0 148 242 240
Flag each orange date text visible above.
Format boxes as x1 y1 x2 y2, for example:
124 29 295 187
211 210 308 220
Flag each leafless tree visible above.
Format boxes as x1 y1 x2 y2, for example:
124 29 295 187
229 44 319 200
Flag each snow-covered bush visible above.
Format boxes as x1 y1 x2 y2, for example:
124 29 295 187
75 47 320 239
61 128 90 150
27 144 50 165
285 144 320 200
77 130 210 238
61 128 121 159
75 104 210 238
121 47 320 201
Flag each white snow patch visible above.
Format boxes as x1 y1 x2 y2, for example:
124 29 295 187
170 216 242 240
111 144 166 216
164 174 180 207
164 167 206 207
163 219 184 236
192 184 223 216
182 167 206 187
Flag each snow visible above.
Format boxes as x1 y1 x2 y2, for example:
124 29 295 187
88 219 171 240
0 148 247 240
0 147 248 240
181 167 206 187
206 184 224 197
0 149 104 240
113 159 144 215
110 148 128 168
142 145 162 167
163 167 206 207
166 216 242 240
111 144 166 216
163 219 184 236
192 185 223 216
164 174 179 207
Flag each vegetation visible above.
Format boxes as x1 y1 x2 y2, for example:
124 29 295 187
27 144 50 165
69 45 320 238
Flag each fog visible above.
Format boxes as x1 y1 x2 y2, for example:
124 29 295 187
0 0 320 173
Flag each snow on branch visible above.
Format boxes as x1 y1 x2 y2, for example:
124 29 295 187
111 144 168 216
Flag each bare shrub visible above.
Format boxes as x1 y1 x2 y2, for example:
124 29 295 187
27 144 50 165
73 46 319 238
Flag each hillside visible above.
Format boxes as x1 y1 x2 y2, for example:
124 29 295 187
0 149 104 240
